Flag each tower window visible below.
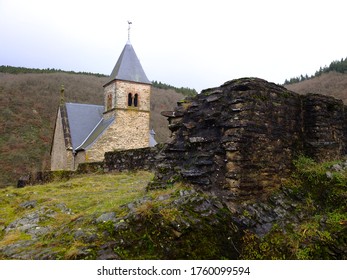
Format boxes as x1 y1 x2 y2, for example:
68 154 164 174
134 93 138 107
107 94 112 111
128 93 133 106
127 93 139 107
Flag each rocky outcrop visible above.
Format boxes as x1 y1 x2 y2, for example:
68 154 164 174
101 188 242 259
150 78 346 204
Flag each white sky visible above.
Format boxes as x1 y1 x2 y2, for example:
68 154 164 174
0 0 346 92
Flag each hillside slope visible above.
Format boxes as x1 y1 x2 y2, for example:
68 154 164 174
0 158 346 260
285 72 347 104
0 72 184 186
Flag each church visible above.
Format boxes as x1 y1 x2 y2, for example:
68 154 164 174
50 33 156 171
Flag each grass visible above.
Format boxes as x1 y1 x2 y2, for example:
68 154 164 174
0 171 153 259
2 157 346 260
240 156 347 260
1 171 151 219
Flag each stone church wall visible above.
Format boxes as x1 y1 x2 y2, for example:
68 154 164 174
85 110 151 162
51 108 71 170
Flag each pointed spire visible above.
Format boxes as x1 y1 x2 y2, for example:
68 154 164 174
105 22 151 85
106 23 151 85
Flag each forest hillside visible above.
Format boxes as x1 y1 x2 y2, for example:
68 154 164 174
285 71 347 104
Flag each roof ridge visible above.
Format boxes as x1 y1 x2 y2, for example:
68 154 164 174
75 118 104 151
65 102 104 108
75 117 115 151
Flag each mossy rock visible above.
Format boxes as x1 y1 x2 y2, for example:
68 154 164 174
106 185 242 259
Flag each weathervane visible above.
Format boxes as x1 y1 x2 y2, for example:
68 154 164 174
127 20 132 42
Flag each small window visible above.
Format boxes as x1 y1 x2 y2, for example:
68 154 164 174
128 93 133 106
107 94 112 111
134 93 138 107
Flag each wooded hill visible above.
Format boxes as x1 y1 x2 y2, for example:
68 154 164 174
284 57 347 85
0 68 187 186
285 71 347 104
284 56 347 103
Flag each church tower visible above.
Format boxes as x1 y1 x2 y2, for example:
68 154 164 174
83 24 152 161
51 23 154 168
102 38 152 146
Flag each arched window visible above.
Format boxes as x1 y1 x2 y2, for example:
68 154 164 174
107 94 112 111
128 93 133 106
134 93 138 107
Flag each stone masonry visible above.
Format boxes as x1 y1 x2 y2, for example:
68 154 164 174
150 78 346 203
51 106 73 170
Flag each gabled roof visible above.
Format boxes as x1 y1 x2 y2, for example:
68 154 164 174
65 103 105 151
107 42 151 85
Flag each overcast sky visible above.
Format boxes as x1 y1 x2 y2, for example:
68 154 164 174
1 0 346 92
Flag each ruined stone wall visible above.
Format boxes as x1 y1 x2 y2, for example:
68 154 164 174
151 78 347 202
21 147 158 187
303 94 345 160
103 147 158 172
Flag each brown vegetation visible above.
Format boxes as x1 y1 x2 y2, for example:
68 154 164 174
285 71 347 104
0 72 183 186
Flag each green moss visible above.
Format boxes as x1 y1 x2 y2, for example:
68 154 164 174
241 225 295 260
251 93 269 101
111 184 241 259
97 221 115 235
279 91 292 98
241 157 347 260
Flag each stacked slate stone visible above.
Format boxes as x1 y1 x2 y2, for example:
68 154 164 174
150 78 347 202
103 147 159 172
303 93 345 160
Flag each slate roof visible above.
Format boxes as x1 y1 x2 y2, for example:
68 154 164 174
65 103 109 151
108 42 151 85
